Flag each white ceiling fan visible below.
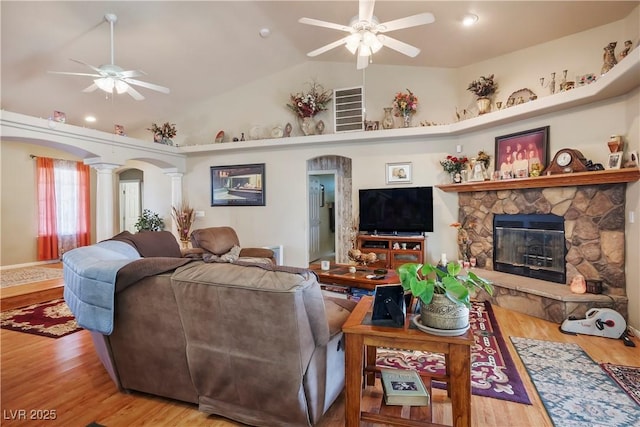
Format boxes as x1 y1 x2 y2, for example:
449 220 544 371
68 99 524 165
300 0 435 69
48 13 170 100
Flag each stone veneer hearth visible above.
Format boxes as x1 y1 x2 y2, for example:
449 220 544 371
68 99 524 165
457 183 628 322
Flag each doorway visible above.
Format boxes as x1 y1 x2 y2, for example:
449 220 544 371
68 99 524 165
307 156 352 264
308 173 336 263
118 169 143 233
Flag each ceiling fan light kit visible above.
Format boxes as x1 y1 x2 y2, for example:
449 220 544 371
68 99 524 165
48 13 170 100
300 0 434 69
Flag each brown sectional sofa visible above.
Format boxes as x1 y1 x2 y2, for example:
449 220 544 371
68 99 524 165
63 229 355 426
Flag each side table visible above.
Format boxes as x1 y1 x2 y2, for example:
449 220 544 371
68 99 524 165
342 296 473 427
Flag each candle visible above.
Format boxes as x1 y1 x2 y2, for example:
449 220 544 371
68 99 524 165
441 253 447 265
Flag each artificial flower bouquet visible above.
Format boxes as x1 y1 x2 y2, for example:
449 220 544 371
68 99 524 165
147 122 177 139
392 89 418 116
287 81 332 118
440 155 469 174
467 74 497 98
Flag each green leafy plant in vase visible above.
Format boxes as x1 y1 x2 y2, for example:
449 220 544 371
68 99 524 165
397 262 493 333
134 209 165 232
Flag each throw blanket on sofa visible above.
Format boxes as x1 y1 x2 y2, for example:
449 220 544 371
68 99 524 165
64 239 191 335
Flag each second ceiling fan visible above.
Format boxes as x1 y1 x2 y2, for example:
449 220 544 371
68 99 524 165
300 0 435 69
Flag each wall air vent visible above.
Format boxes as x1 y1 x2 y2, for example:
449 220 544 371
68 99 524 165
334 86 364 133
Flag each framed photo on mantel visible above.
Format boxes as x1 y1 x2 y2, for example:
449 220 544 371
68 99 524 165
495 126 549 178
210 163 265 206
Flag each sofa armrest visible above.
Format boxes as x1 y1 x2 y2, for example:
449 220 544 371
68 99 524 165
323 296 357 339
181 247 204 258
239 247 275 263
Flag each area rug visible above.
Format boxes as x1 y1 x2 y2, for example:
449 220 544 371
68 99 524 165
511 337 640 426
600 363 640 406
1 299 81 338
377 301 531 404
1 266 63 288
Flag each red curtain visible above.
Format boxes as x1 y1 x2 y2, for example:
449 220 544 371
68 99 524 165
36 157 59 260
76 162 91 247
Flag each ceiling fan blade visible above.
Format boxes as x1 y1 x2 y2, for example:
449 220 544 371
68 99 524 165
307 36 349 57
122 78 170 94
378 34 421 57
82 83 98 93
359 0 375 23
69 58 105 74
377 12 435 33
125 84 145 101
298 17 352 32
119 69 146 78
48 71 102 78
356 53 369 70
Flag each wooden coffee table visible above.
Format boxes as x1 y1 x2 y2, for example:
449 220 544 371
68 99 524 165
342 296 473 427
308 263 400 291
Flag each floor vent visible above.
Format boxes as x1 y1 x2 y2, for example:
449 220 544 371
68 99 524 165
334 86 364 133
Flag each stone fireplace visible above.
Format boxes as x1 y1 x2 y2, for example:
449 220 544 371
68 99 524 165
457 183 628 322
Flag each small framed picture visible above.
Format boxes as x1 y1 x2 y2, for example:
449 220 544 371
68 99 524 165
607 152 623 170
627 151 638 168
386 162 412 184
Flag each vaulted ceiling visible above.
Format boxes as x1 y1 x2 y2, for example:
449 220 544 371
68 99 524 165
1 1 637 135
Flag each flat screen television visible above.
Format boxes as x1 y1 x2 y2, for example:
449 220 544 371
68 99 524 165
358 187 434 234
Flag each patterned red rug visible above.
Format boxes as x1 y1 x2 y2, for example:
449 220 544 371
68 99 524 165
1 299 81 338
600 363 640 406
376 300 531 404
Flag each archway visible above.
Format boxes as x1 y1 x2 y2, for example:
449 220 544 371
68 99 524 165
307 156 353 264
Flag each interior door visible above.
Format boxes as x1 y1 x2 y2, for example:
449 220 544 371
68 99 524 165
308 177 321 262
120 181 141 233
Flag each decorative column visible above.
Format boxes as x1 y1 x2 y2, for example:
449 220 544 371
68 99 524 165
92 163 120 242
164 170 184 240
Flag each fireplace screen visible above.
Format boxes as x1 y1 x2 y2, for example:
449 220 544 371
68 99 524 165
493 214 566 283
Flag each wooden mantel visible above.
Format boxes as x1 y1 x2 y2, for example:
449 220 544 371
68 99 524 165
436 167 640 192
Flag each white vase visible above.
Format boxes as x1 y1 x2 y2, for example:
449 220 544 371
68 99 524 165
476 97 491 115
298 117 316 136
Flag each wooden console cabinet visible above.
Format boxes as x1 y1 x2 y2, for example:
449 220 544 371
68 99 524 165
356 235 426 270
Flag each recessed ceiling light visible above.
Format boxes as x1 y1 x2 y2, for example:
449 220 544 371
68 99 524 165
462 14 478 27
259 28 271 38
85 115 96 122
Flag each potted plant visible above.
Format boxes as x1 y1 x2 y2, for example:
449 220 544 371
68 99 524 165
134 209 165 232
467 74 497 114
397 262 493 333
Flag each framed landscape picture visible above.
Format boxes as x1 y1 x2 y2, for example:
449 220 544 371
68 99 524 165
495 126 549 177
210 163 265 206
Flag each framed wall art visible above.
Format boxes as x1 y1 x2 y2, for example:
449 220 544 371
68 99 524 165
385 162 412 184
210 163 265 206
495 126 549 178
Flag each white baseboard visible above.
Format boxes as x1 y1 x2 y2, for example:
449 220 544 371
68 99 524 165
628 325 639 338
0 260 59 271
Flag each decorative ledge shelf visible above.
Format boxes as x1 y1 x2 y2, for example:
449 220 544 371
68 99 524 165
435 168 640 193
178 48 639 154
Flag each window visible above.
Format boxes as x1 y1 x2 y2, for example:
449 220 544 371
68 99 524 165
36 157 90 260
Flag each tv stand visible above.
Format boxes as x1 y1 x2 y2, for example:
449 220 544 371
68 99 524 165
357 235 427 269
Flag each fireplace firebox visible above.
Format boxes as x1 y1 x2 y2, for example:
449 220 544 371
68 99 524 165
493 214 566 284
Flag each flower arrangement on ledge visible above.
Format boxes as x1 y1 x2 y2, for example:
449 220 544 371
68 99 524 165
467 74 497 98
392 89 418 117
287 81 332 118
440 155 469 174
147 122 177 139
171 201 196 244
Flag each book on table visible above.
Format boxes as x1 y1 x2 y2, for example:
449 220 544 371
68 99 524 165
380 368 430 406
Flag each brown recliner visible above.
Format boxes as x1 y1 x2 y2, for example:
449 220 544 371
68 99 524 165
186 226 275 263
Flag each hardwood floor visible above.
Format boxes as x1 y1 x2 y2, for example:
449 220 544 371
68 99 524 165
1 263 64 310
1 273 638 426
